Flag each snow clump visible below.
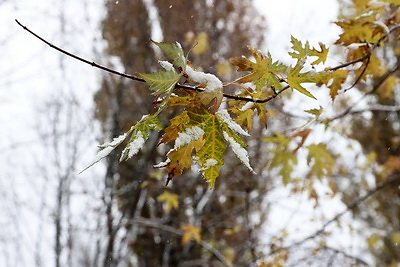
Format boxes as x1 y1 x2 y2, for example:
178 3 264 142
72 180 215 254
185 65 223 92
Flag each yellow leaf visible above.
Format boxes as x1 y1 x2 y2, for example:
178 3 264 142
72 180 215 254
180 224 201 245
367 233 380 249
318 70 348 101
378 76 399 100
160 111 190 144
230 46 287 91
335 19 384 46
216 61 233 77
166 138 204 178
157 191 179 214
287 59 327 99
235 108 254 131
391 232 400 244
192 32 209 55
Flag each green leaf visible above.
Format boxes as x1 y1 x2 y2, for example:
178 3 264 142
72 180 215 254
289 36 329 65
152 41 186 70
306 143 334 178
263 133 297 185
287 59 327 99
305 105 323 119
138 69 181 95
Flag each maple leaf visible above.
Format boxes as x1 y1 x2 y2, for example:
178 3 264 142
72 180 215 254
304 106 323 119
82 114 162 172
166 138 205 178
230 46 287 91
157 190 179 214
229 89 269 129
120 115 162 161
306 143 334 178
160 111 190 144
180 224 201 245
287 59 327 99
187 107 226 188
335 18 384 46
185 65 223 109
162 106 251 188
318 69 349 101
263 133 298 185
289 36 329 65
291 128 312 153
234 108 254 131
378 76 399 100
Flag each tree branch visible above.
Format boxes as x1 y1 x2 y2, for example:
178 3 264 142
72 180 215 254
16 19 389 105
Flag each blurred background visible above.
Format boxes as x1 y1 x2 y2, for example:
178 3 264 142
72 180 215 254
1 0 400 266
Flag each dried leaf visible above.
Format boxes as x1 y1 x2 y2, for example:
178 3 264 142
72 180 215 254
157 191 179 214
181 224 201 245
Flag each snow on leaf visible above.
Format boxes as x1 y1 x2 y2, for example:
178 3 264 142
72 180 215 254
158 60 175 71
121 131 145 159
200 158 218 171
174 126 205 149
138 69 181 95
152 40 186 70
157 191 179 214
120 115 162 161
166 139 204 178
194 112 225 189
80 127 134 173
185 65 223 108
180 224 201 245
216 109 249 136
223 131 254 173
